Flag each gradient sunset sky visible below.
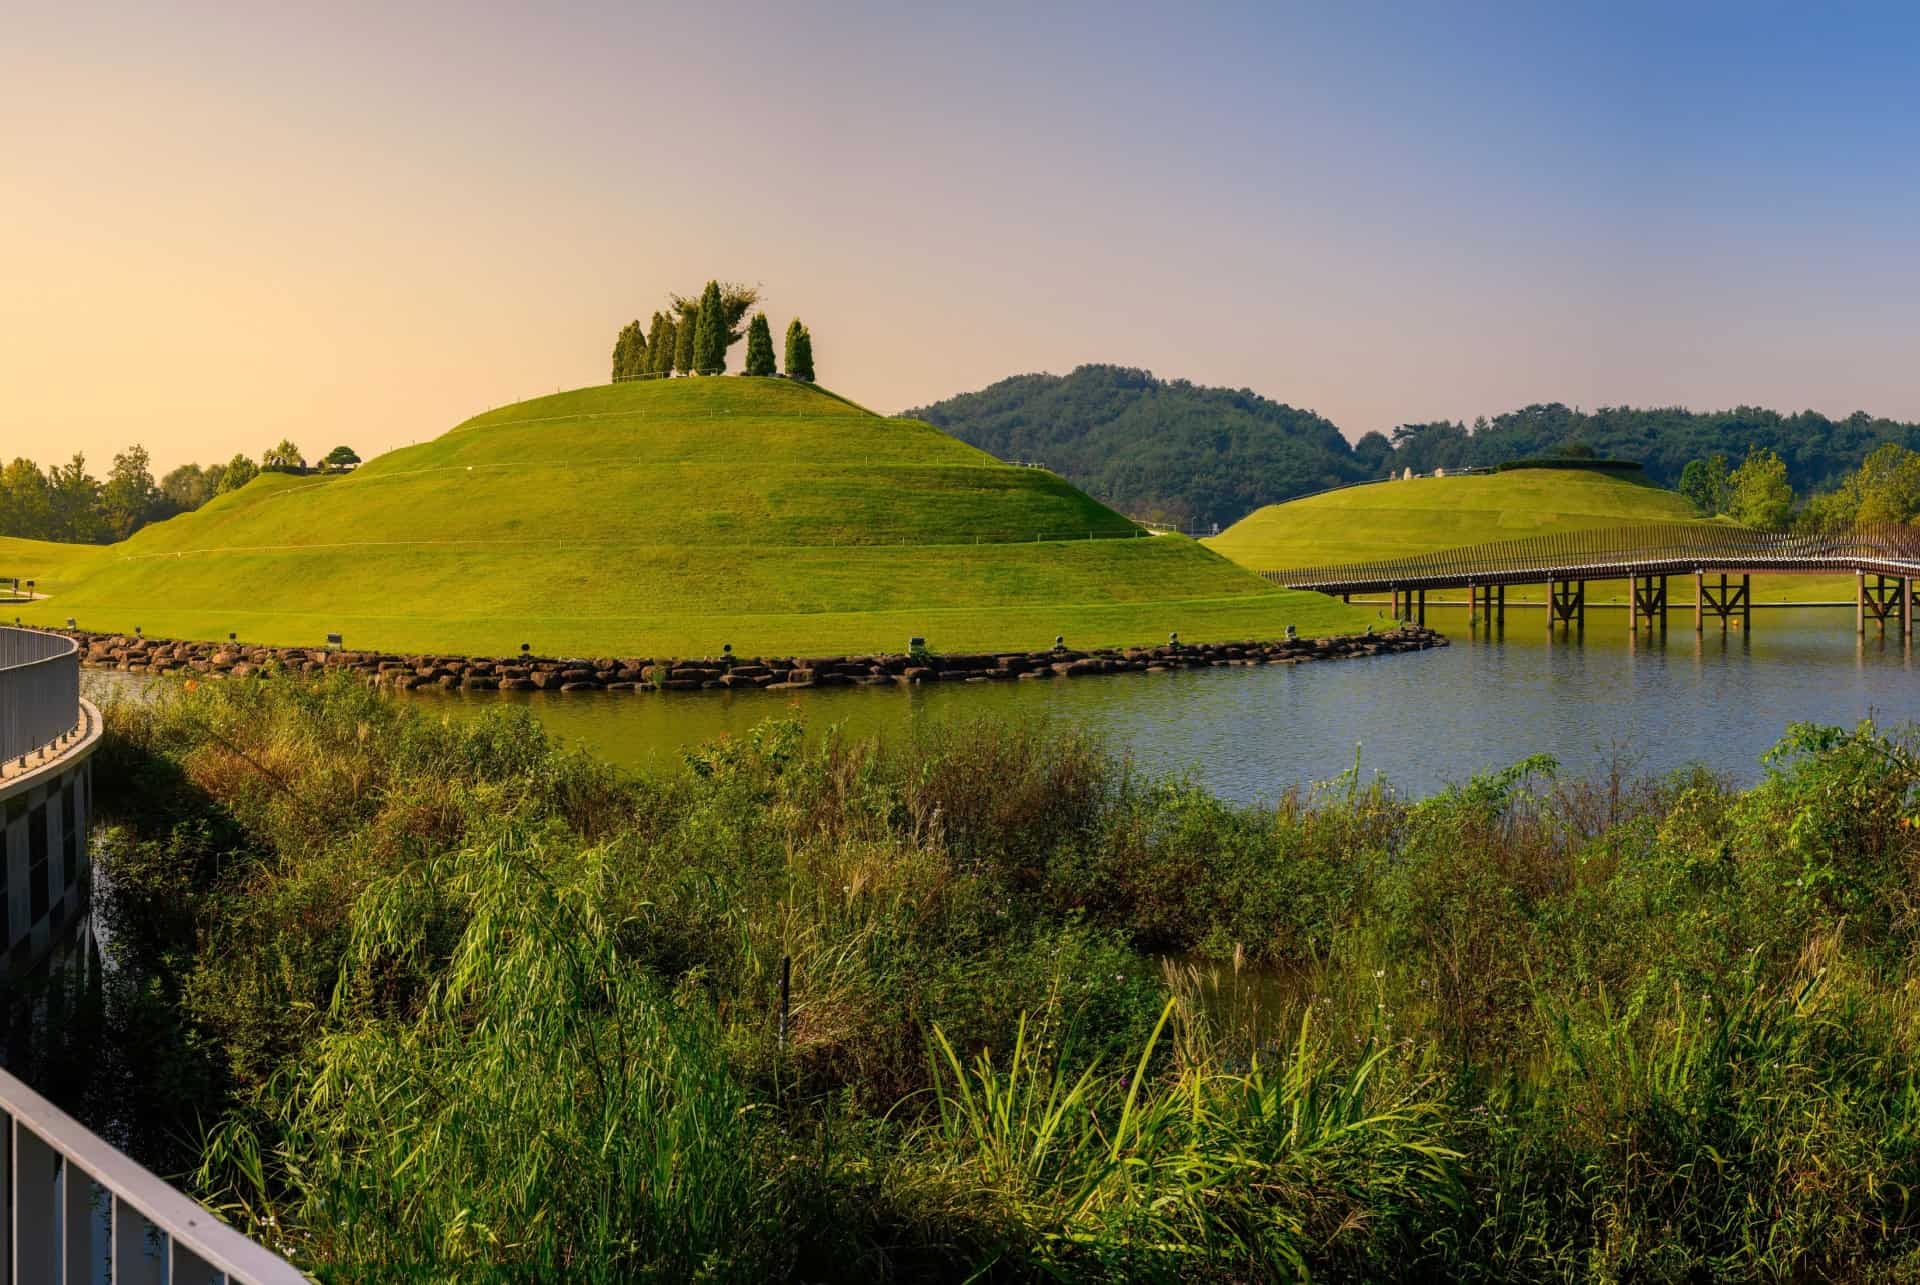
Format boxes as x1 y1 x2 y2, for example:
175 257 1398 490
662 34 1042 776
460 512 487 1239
7 1 1918 472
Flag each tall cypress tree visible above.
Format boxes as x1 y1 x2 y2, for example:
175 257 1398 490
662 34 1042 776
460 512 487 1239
611 319 645 381
784 319 805 378
788 320 815 383
693 280 727 375
646 312 674 377
743 312 776 376
673 308 697 374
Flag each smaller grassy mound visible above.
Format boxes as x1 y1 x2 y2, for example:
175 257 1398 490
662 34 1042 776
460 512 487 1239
1205 471 1863 606
1208 470 1701 570
0 537 107 597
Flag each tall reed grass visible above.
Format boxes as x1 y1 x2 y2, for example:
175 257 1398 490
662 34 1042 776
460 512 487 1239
74 676 1920 1280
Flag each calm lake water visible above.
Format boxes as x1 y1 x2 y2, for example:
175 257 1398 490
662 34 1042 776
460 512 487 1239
84 606 1920 801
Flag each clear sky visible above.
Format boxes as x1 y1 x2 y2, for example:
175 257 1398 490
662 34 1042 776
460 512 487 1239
6 1 1918 472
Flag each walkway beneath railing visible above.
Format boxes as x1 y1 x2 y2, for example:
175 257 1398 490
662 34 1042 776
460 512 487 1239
1262 522 1920 636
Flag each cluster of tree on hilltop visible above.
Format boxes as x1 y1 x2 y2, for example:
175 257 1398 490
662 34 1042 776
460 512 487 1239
906 367 1920 530
609 281 814 383
0 440 359 545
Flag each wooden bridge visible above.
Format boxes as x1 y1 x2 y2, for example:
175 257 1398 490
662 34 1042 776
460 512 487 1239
1261 522 1920 634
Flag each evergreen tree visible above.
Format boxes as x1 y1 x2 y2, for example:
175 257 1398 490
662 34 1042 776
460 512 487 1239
611 319 646 381
784 319 806 380
743 312 776 376
646 312 674 376
693 280 727 375
673 309 697 374
787 319 815 383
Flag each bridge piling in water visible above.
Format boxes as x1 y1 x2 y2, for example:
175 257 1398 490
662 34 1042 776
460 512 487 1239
1262 521 1920 643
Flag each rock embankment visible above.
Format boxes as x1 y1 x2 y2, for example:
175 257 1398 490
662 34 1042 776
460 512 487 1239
56 626 1447 694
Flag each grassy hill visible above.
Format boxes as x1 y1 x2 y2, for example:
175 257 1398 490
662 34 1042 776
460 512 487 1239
15 378 1365 655
1208 470 1854 605
1208 469 1700 570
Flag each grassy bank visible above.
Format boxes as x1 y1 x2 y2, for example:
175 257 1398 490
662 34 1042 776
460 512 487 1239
64 676 1920 1280
12 378 1365 653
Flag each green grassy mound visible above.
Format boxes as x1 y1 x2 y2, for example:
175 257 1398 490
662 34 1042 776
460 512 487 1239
1206 471 1859 606
1208 469 1701 570
18 378 1364 653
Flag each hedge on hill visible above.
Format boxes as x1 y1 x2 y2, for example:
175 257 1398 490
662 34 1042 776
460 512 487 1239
1494 458 1642 473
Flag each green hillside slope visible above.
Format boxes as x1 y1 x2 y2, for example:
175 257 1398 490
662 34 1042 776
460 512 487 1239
1208 469 1856 605
1208 470 1701 570
0 537 107 597
20 378 1365 655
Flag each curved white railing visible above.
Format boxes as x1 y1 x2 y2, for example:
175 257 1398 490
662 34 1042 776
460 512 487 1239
0 629 80 768
0 1066 307 1282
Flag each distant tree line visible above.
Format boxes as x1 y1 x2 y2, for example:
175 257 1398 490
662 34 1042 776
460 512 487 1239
909 366 1920 531
0 440 359 545
609 281 814 383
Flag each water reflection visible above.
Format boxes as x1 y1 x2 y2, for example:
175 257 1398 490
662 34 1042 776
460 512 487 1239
85 606 1920 802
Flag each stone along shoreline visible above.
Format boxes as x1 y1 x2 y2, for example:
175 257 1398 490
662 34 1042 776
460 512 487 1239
57 626 1448 694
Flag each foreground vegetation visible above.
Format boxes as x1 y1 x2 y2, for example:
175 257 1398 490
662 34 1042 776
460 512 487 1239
9 377 1364 654
50 674 1920 1281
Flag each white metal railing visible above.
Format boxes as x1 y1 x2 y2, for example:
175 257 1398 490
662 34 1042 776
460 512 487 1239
0 628 80 767
0 1066 306 1282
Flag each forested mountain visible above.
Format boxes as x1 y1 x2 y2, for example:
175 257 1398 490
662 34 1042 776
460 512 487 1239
906 367 1920 529
904 366 1382 530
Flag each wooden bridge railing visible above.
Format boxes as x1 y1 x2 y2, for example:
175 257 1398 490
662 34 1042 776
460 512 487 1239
1262 522 1920 594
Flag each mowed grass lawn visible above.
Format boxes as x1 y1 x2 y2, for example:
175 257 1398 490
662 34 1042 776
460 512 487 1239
1208 470 1858 605
0 537 108 597
16 378 1367 654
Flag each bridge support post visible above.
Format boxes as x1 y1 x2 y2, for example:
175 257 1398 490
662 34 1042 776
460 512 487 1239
1857 570 1866 635
1905 578 1912 640
1630 574 1667 632
1742 575 1751 631
1549 579 1585 633
1416 588 1426 627
1496 584 1505 626
1694 571 1703 633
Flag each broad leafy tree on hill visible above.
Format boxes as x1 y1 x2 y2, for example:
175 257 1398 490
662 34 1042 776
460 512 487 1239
1728 448 1793 530
1678 454 1732 516
217 453 260 495
160 462 221 511
100 446 161 540
743 312 776 376
323 445 362 471
670 282 761 353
